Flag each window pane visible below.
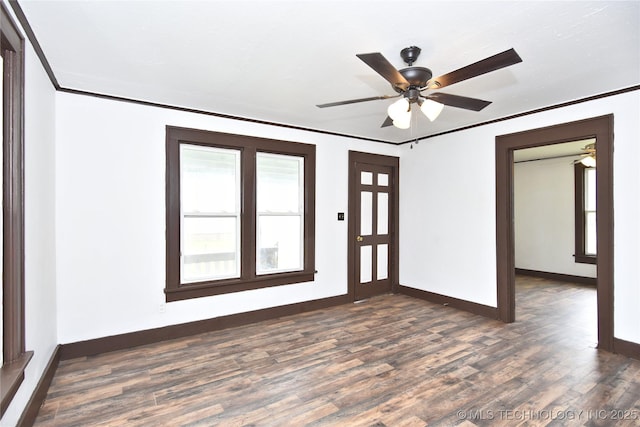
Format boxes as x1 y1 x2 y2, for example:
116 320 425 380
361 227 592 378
377 192 388 235
361 171 373 185
378 173 389 186
1 54 3 366
377 244 388 280
360 191 372 236
181 145 239 213
585 212 597 255
360 245 372 283
257 215 302 274
585 168 596 211
584 167 596 255
257 153 303 213
182 217 239 282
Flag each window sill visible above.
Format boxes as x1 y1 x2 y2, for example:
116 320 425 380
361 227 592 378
1 351 34 417
575 254 597 265
165 271 315 302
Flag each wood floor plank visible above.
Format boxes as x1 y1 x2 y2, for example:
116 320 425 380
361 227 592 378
33 277 640 426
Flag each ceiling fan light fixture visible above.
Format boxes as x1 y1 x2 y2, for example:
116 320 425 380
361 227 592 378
387 98 410 121
420 99 444 121
580 155 596 167
392 115 412 129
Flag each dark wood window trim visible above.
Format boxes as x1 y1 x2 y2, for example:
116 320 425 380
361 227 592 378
574 162 596 264
166 126 316 302
1 3 32 418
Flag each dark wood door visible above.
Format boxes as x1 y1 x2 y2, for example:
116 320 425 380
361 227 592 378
353 162 394 300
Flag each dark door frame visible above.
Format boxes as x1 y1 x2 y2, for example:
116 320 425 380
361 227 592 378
348 151 400 301
495 114 614 352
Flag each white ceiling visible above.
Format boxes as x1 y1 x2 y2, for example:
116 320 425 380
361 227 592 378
16 0 640 144
513 138 594 163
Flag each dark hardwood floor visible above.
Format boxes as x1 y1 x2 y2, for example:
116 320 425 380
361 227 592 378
34 277 640 426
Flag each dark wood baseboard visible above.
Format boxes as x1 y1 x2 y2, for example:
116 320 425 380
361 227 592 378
16 346 60 427
614 338 640 361
398 285 498 320
60 294 351 360
515 268 597 286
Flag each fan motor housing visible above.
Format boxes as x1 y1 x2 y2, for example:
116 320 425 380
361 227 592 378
393 67 433 93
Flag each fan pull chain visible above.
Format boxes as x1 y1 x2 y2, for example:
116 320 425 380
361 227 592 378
409 107 420 149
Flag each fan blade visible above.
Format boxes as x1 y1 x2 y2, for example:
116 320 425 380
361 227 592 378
356 52 410 91
316 94 398 108
381 116 394 128
427 48 522 89
425 92 491 111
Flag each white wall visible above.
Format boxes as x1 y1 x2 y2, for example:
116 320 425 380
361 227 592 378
514 157 597 278
2 9 59 427
400 90 640 344
54 93 400 344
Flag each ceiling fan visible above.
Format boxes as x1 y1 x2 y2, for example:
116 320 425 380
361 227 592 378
317 46 522 129
574 142 596 167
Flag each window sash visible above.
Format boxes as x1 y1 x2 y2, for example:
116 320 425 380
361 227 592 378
574 163 596 264
180 145 241 283
585 211 597 256
256 152 304 275
584 167 597 256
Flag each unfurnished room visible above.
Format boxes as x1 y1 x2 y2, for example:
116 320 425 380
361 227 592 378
1 1 639 426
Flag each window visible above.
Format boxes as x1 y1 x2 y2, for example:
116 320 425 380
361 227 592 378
166 127 315 302
1 3 31 417
256 153 304 275
574 162 596 264
180 145 241 283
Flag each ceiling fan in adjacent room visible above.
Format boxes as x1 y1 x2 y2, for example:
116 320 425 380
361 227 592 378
574 142 597 167
317 46 522 129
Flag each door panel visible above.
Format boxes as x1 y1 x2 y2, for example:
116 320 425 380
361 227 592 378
360 191 373 236
360 245 372 283
377 243 388 280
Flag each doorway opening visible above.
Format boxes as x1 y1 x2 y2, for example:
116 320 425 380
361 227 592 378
513 140 599 347
495 115 614 351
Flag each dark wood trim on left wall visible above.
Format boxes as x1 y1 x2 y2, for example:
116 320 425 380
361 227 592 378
1 1 30 418
60 294 351 360
16 346 60 427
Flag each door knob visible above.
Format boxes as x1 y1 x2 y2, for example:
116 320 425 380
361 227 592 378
356 236 364 242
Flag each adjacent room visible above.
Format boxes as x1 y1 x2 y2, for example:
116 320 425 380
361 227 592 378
1 1 639 426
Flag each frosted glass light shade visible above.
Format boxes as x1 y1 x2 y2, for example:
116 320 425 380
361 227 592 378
420 99 444 121
580 155 596 167
387 98 409 120
392 112 411 129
